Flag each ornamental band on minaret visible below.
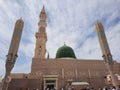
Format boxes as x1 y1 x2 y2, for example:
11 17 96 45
34 6 47 58
2 18 24 90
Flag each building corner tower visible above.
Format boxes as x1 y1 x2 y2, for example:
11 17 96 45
95 20 119 89
34 6 47 58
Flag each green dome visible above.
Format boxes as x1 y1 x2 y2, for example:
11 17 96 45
56 44 76 59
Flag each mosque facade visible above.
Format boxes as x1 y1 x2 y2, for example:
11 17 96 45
7 7 120 90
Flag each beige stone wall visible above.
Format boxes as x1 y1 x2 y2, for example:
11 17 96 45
10 73 28 79
9 59 120 89
31 58 120 89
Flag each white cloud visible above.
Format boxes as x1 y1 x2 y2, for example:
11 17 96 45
0 0 120 77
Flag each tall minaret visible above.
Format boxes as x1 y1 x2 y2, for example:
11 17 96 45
2 18 24 90
34 6 47 58
95 20 113 65
95 20 119 89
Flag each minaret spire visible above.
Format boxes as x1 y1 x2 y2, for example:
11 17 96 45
34 6 47 58
95 20 119 89
43 5 45 11
39 5 46 21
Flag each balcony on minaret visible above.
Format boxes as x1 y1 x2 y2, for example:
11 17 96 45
38 20 47 27
35 32 47 41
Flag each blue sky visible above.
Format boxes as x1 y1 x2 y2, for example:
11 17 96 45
0 0 120 77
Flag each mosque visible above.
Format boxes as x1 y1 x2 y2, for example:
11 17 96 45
6 7 120 90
